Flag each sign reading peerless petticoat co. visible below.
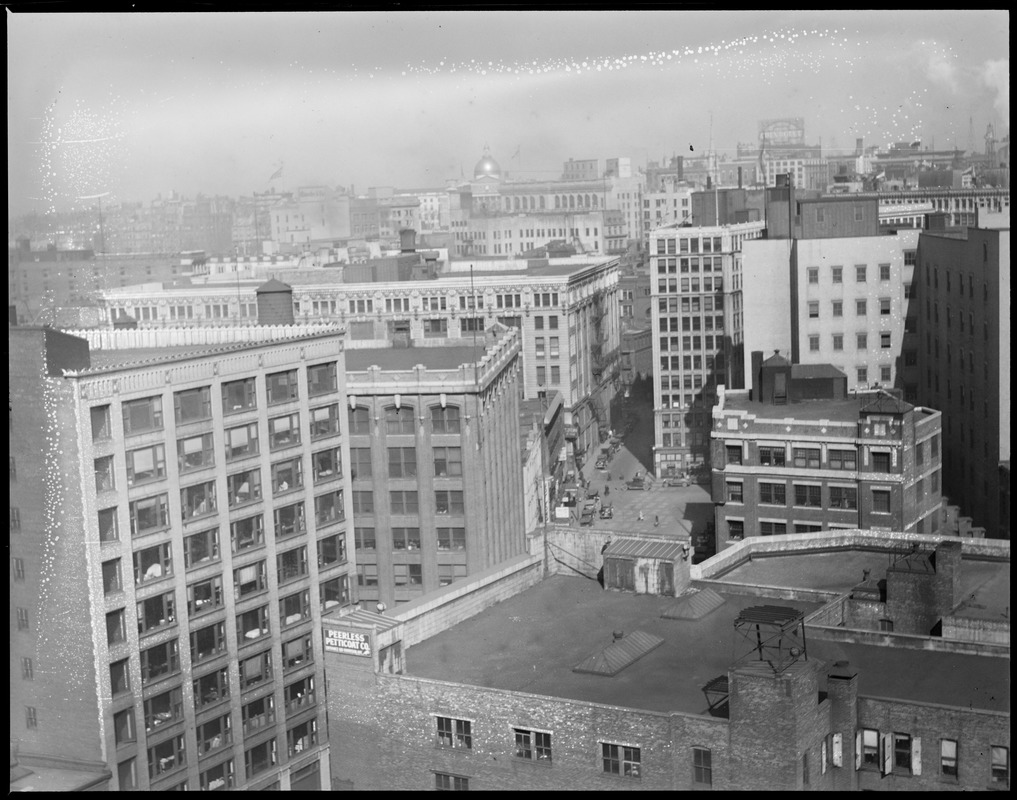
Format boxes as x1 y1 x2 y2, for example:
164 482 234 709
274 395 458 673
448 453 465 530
324 626 372 658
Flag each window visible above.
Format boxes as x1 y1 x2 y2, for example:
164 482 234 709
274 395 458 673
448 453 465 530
727 481 744 503
315 490 344 525
872 451 891 472
223 378 257 414
855 265 866 282
197 714 232 756
809 334 820 352
880 332 892 349
832 266 843 283
280 589 311 626
385 405 415 434
726 445 742 465
181 481 216 518
433 446 462 478
287 718 318 757
880 365 892 383
348 406 371 435
808 301 819 318
272 502 304 541
759 446 786 467
760 521 787 536
11 506 24 534
879 297 891 316
134 543 172 584
234 560 268 600
267 370 298 405
434 490 463 515
857 367 868 385
833 334 844 351
118 759 137 791
176 434 212 473
114 708 136 745
828 449 857 470
794 484 822 507
321 575 351 611
893 733 912 774
137 591 176 635
355 527 376 550
91 405 112 441
435 773 469 791
190 621 227 663
312 447 342 482
388 447 417 478
110 658 131 695
793 448 821 468
17 606 31 631
353 490 374 515
227 468 262 507
184 527 219 568
856 333 868 351
94 456 115 492
940 739 957 778
436 717 472 749
830 487 858 509
174 386 211 424
193 667 230 711
187 576 224 616
514 728 552 762
880 263 891 281
855 299 867 316
602 742 641 779
268 413 300 449
101 558 122 594
318 532 347 567
237 605 269 642
21 657 33 680
807 267 819 284
859 728 879 769
307 362 337 396
225 422 259 460
244 738 278 779
243 694 276 736
310 403 341 439
271 457 303 495
437 527 466 550
760 483 786 505
283 634 313 671
277 546 308 584
200 759 234 791
991 746 1009 786
693 747 712 787
12 558 25 583
122 396 163 435
872 489 891 513
140 640 179 684
357 563 379 587
392 527 421 550
431 405 461 434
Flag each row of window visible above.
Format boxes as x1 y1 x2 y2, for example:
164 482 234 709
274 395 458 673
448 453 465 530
807 297 893 318
351 489 465 516
348 405 461 435
727 445 903 471
655 236 724 254
101 485 343 542
806 263 892 284
654 255 725 274
725 481 871 511
856 729 1008 786
808 331 894 353
356 561 467 589
106 574 350 651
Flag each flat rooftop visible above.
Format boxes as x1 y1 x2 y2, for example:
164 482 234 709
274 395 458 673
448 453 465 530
345 344 488 372
83 342 255 372
715 550 1011 620
404 575 1009 715
723 394 872 423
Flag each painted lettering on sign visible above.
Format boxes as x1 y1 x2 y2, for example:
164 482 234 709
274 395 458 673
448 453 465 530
324 627 372 657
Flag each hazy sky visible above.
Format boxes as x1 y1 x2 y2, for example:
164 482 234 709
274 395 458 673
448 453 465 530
7 9 1009 215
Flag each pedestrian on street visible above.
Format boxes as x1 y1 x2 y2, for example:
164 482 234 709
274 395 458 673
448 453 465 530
654 514 659 527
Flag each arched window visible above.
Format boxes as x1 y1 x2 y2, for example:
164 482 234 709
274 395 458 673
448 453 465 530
584 194 591 207
591 194 598 208
348 406 371 435
539 196 546 210
384 406 415 435
554 196 561 209
430 405 461 434
569 195 575 209
513 197 520 211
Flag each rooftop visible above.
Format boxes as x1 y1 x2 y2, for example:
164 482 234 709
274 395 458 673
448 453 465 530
404 574 1009 715
345 344 490 372
721 393 869 423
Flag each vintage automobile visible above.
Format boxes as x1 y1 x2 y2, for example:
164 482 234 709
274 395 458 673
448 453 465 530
579 506 596 526
599 503 614 519
663 473 692 487
626 478 646 490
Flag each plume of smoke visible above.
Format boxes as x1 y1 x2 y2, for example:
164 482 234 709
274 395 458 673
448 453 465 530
981 59 1009 119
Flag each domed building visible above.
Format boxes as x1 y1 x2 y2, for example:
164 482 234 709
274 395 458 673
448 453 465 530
474 146 502 180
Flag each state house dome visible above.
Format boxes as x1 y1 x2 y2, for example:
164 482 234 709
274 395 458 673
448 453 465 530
473 147 501 180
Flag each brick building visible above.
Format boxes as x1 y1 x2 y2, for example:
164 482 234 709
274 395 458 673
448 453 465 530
710 355 943 542
10 322 353 791
345 326 526 608
321 531 1009 791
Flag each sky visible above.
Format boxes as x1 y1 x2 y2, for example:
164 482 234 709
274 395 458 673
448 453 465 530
6 9 1010 216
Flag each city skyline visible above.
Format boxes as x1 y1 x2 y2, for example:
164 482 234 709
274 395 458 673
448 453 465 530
7 9 1010 216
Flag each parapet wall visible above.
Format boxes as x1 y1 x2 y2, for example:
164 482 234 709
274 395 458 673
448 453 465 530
60 324 341 351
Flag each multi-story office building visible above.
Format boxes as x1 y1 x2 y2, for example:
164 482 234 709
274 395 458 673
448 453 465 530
10 322 351 791
268 185 352 251
648 220 766 476
741 194 921 397
710 356 943 542
99 255 622 464
915 226 1010 539
859 187 1010 229
345 327 525 607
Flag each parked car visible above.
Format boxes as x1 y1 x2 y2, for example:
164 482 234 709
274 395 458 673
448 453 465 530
626 478 646 490
579 506 596 526
663 474 692 488
599 503 614 519
586 487 599 500
595 458 608 470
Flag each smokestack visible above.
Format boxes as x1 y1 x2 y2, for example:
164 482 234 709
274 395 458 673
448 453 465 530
738 166 743 189
255 278 295 325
